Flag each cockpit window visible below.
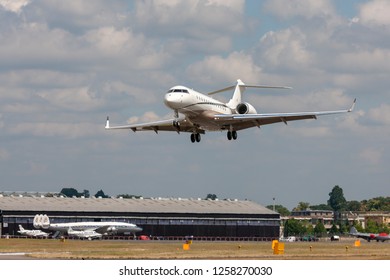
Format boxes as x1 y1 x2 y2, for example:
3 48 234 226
168 89 189 93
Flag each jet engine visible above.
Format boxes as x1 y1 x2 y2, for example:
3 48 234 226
107 226 117 233
236 102 257 114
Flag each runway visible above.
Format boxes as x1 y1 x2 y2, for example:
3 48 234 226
0 252 34 260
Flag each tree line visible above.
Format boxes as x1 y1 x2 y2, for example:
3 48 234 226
266 185 390 215
265 185 390 236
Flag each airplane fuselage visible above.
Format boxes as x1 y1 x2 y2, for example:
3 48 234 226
164 86 232 131
47 221 142 234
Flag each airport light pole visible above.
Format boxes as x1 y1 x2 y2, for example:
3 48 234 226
273 197 275 212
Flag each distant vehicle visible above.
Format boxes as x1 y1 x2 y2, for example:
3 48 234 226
33 214 142 236
67 227 102 240
330 235 340 241
105 79 356 143
349 227 390 242
139 235 150 240
300 235 319 242
17 225 50 238
279 236 296 242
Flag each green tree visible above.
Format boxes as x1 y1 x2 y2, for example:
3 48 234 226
310 204 333 211
293 202 310 211
283 219 306 236
366 219 379 233
205 194 217 200
329 223 339 234
266 205 291 216
338 221 349 234
346 200 361 211
314 221 327 237
60 188 79 197
95 189 109 198
81 189 90 198
327 185 347 212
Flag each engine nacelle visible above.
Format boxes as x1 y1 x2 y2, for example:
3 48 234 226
107 226 117 233
236 102 257 114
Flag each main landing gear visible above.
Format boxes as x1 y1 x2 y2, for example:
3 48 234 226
227 130 237 140
190 133 201 143
189 131 237 143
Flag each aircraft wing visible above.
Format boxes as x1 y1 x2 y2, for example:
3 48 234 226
214 99 356 131
105 116 204 134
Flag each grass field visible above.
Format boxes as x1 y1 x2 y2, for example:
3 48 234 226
1 238 389 260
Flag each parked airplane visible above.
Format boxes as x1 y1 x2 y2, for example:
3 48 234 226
105 79 356 143
350 227 390 242
17 225 50 238
33 214 142 236
67 227 102 240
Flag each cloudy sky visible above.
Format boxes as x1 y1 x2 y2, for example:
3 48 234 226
0 0 389 210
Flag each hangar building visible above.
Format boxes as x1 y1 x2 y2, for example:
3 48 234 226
0 194 280 240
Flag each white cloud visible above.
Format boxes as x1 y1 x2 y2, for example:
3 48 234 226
127 111 161 124
359 147 383 166
38 87 103 111
135 0 244 32
335 49 390 73
85 27 132 53
359 0 390 26
8 122 102 138
367 103 390 125
186 51 262 85
134 0 245 53
257 28 313 71
0 148 9 160
263 0 335 20
0 0 30 14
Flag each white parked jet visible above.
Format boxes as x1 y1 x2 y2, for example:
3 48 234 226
105 79 356 143
17 225 50 238
33 214 142 236
67 227 102 240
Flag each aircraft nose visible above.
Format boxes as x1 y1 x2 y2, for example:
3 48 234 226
164 93 181 109
135 226 143 232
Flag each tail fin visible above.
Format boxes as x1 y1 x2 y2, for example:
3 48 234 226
227 79 245 109
350 226 358 234
219 79 291 110
19 225 24 231
33 214 50 229
33 214 41 228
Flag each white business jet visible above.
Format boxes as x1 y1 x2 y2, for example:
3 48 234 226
17 225 50 238
67 227 102 240
105 79 355 143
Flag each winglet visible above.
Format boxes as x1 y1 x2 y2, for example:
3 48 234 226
348 98 357 112
105 116 110 129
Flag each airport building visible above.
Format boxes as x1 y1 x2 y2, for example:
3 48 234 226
0 194 280 240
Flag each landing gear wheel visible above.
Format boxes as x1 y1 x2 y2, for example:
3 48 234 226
227 131 237 141
190 133 201 143
227 131 232 140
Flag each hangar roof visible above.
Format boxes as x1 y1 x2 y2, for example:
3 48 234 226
0 196 275 215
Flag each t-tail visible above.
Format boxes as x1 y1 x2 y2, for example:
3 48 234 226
209 79 291 111
227 79 246 109
350 226 358 235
